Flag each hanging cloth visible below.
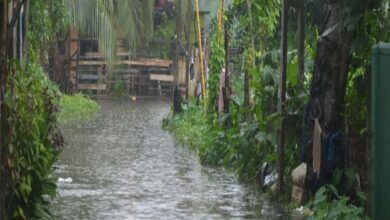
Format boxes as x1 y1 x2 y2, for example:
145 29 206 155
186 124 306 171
313 119 322 179
189 57 195 80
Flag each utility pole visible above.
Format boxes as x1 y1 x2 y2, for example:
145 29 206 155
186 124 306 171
278 0 288 195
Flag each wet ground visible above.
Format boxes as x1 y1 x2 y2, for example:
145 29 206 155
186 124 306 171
52 100 299 219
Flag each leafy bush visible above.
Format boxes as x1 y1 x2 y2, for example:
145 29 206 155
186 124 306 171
306 185 368 220
163 102 277 181
162 104 207 151
59 94 100 123
5 62 63 219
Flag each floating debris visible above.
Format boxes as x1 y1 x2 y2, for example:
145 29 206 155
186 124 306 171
58 177 73 183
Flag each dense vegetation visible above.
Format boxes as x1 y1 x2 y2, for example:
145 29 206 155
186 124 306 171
0 0 68 218
0 0 126 218
165 0 390 218
1 0 157 216
1 0 389 218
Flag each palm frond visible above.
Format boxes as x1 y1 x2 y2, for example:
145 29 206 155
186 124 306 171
66 0 153 64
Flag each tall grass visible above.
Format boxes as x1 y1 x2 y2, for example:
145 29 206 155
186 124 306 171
59 94 100 123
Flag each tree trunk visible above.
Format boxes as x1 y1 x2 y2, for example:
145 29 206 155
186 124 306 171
23 0 29 61
0 1 9 218
0 1 26 217
302 0 368 190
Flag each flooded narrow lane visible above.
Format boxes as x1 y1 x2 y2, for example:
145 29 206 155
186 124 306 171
53 100 294 219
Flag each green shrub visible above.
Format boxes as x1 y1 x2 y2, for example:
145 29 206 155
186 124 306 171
4 62 63 219
306 185 369 220
163 102 275 182
163 104 207 151
59 94 100 123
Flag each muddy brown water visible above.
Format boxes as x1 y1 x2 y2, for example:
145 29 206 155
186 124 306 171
52 100 301 219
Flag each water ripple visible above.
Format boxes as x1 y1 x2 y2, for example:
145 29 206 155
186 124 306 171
52 100 298 220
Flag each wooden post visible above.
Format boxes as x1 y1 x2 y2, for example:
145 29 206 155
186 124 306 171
278 0 288 195
195 0 206 106
185 0 193 98
297 0 305 92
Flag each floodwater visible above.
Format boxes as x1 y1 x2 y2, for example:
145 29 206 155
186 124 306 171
52 100 299 219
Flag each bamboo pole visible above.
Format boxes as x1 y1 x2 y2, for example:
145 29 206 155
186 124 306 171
195 0 206 107
217 0 224 37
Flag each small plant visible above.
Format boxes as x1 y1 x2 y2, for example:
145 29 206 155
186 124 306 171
111 81 126 98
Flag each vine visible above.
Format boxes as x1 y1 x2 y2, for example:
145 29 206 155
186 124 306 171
206 22 225 122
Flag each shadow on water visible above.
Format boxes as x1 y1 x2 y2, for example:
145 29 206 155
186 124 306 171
52 100 302 220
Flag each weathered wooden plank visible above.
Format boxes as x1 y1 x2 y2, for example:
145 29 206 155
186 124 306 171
79 60 171 68
149 88 174 92
78 60 106 66
78 84 107 90
84 51 129 58
138 58 173 65
79 74 106 80
78 58 172 68
122 74 149 79
122 59 172 68
149 74 174 82
106 81 152 86
114 69 140 74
